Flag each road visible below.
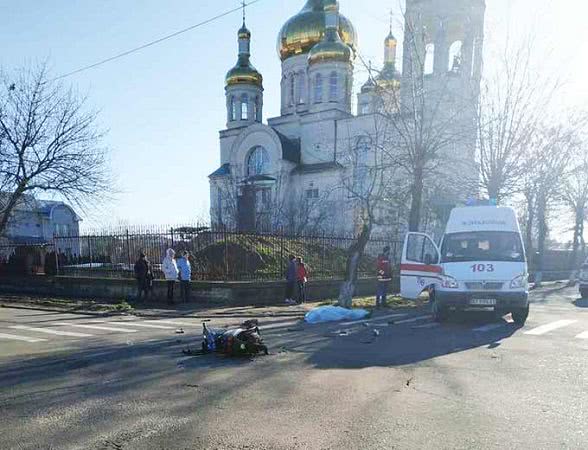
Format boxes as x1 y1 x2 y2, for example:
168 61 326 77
1 285 588 449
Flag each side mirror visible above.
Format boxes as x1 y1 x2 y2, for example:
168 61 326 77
424 253 434 265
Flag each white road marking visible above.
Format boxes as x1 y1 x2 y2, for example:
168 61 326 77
52 323 139 333
104 322 174 330
143 320 199 327
394 315 432 325
412 322 440 329
524 320 577 336
9 325 93 337
472 323 506 333
341 313 407 326
0 332 48 343
575 330 588 339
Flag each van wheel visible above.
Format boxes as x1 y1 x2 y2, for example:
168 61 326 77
580 289 588 299
512 306 529 326
432 297 449 323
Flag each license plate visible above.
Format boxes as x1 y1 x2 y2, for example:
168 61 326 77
470 298 496 306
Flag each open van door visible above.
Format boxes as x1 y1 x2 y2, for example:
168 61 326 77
401 232 442 299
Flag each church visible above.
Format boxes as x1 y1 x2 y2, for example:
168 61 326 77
209 0 485 236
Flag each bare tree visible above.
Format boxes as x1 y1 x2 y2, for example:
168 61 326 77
561 147 588 277
525 118 584 285
477 38 559 203
336 116 401 308
0 63 110 236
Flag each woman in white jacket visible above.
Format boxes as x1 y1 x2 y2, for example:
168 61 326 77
162 248 179 303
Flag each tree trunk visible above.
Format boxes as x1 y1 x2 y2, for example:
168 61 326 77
535 194 548 287
524 191 535 265
338 224 371 309
0 185 27 237
570 206 584 283
408 168 424 232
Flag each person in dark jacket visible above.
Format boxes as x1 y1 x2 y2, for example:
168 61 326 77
284 254 297 305
134 252 152 300
376 246 392 307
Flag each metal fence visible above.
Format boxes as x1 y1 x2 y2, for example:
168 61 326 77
1 225 401 281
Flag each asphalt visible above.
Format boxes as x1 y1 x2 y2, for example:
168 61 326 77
1 284 588 449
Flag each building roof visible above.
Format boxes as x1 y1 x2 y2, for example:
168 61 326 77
1 193 81 221
209 163 232 178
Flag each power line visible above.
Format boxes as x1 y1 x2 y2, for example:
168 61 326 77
52 0 262 81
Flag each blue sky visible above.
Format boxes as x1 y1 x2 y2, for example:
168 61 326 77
3 0 588 229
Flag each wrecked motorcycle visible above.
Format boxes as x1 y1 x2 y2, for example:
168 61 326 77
201 319 268 357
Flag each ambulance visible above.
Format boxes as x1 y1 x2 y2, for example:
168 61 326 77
400 206 529 324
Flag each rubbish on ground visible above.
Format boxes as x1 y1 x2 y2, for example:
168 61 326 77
304 306 369 324
363 323 370 327
373 329 380 337
176 328 185 334
406 377 414 387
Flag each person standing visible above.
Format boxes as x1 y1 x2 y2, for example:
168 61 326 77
284 254 297 305
177 251 192 303
376 246 392 307
134 252 152 300
162 248 179 304
296 257 308 304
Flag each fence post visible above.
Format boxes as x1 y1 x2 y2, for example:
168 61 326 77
280 226 284 279
170 227 175 248
53 233 59 275
126 229 131 268
224 228 229 281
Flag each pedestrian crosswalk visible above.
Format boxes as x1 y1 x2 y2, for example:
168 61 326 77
4 312 588 346
0 317 201 344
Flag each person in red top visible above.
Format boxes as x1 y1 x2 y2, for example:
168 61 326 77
296 257 308 304
376 246 392 307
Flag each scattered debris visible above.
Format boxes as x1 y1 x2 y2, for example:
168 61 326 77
185 384 199 388
175 328 185 334
177 362 185 370
373 329 380 337
406 377 414 387
363 323 370 327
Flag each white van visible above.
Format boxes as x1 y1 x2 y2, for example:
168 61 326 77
400 206 529 324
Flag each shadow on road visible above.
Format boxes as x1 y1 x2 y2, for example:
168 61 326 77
296 311 520 369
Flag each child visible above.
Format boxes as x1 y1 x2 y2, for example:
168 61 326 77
296 257 308 304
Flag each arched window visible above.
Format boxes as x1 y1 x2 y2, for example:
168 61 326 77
448 41 463 72
296 72 305 104
314 73 323 103
424 43 435 75
329 72 338 102
246 146 269 176
229 97 237 121
241 94 249 120
289 76 295 106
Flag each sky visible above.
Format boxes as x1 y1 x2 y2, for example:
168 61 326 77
2 0 588 232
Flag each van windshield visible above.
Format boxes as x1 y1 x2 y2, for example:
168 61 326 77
440 231 525 263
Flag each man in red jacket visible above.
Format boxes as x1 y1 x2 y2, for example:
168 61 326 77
376 246 392 307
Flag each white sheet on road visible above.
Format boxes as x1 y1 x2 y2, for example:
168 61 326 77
304 306 369 324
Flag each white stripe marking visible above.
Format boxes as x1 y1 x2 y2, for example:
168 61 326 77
104 322 174 330
413 322 440 329
394 315 432 325
0 332 48 343
575 330 588 339
143 320 199 327
52 323 138 333
524 320 576 336
10 325 93 337
473 323 506 333
341 313 407 326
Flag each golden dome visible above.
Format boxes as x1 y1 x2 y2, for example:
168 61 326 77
225 61 263 88
277 0 357 61
308 31 352 65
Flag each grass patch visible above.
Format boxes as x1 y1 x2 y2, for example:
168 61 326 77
0 295 134 314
